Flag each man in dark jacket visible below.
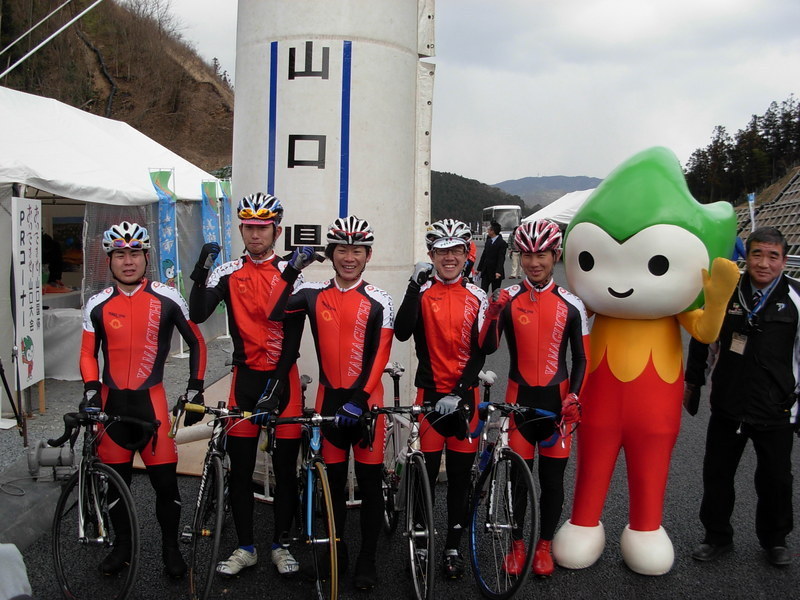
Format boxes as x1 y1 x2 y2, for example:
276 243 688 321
477 221 507 293
685 226 800 567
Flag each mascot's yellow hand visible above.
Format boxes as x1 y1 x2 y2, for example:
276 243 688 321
701 257 740 311
684 257 740 343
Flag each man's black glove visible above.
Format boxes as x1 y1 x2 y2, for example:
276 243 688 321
190 242 221 283
252 379 286 425
79 381 102 413
182 388 206 427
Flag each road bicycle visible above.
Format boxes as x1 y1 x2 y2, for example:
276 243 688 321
262 375 339 600
468 371 560 600
173 398 239 600
49 410 159 600
369 400 435 600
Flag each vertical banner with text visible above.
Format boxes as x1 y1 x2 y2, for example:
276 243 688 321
150 169 180 289
219 179 233 262
12 197 44 389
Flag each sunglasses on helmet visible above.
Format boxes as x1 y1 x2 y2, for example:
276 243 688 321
110 238 145 249
239 207 279 220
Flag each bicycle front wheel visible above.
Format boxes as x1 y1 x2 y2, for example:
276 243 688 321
188 454 225 600
308 459 337 600
406 452 435 600
469 449 537 600
381 419 400 534
52 461 140 600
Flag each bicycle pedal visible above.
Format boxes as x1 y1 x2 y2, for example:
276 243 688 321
180 526 193 544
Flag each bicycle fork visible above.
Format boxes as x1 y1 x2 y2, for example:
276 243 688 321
77 462 109 545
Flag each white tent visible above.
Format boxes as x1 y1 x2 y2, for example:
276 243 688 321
523 188 595 226
0 87 225 401
0 86 213 203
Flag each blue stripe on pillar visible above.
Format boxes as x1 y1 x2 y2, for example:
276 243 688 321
339 40 352 217
268 41 278 195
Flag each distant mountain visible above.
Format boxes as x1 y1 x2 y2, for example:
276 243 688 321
492 176 602 208
431 171 525 225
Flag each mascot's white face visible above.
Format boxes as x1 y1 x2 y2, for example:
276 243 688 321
565 222 708 319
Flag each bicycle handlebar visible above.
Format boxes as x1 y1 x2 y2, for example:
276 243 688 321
48 411 160 450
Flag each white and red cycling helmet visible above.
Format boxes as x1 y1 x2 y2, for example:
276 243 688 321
425 219 472 251
102 221 151 254
326 215 375 247
515 219 562 254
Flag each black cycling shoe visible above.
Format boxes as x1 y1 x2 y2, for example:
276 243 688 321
441 549 465 579
100 542 131 576
163 545 188 579
353 555 377 591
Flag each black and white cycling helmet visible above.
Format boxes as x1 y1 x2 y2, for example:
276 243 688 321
425 219 472 250
326 215 375 246
237 192 284 225
515 219 562 253
102 221 151 254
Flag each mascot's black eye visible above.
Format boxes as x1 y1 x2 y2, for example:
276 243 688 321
648 255 669 276
578 251 594 272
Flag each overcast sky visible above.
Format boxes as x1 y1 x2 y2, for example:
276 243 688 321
168 0 800 184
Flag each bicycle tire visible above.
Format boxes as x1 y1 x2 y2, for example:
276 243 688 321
381 419 400 534
469 449 537 600
52 462 140 600
188 454 225 600
406 452 435 600
308 459 337 600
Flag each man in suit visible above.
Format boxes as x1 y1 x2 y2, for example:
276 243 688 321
477 221 507 293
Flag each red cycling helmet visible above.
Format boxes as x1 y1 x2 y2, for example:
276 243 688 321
515 219 562 253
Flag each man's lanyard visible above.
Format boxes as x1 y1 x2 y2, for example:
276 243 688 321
737 275 780 323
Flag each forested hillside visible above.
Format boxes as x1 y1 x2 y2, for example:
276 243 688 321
431 171 525 224
685 95 800 204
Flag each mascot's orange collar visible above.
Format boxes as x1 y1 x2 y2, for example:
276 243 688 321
589 314 684 383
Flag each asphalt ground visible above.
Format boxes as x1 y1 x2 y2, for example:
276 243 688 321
5 260 800 599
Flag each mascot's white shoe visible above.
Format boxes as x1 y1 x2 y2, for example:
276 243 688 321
552 520 605 569
619 525 674 576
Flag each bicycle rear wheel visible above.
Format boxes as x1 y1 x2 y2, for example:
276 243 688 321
406 453 435 600
381 419 400 534
469 449 537 600
52 462 140 600
188 454 225 600
308 460 337 600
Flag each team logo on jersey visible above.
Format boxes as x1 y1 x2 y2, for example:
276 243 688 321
110 319 122 329
431 303 440 313
322 310 333 322
518 315 530 325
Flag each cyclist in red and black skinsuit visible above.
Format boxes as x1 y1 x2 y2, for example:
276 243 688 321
479 219 589 577
189 193 309 578
269 215 393 591
395 219 488 580
80 221 207 579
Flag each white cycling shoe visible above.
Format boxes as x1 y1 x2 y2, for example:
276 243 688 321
216 547 257 576
271 547 300 576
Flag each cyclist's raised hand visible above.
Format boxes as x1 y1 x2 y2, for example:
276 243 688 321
182 388 206 426
191 242 221 283
410 262 434 286
560 393 581 426
486 288 511 319
289 246 320 271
